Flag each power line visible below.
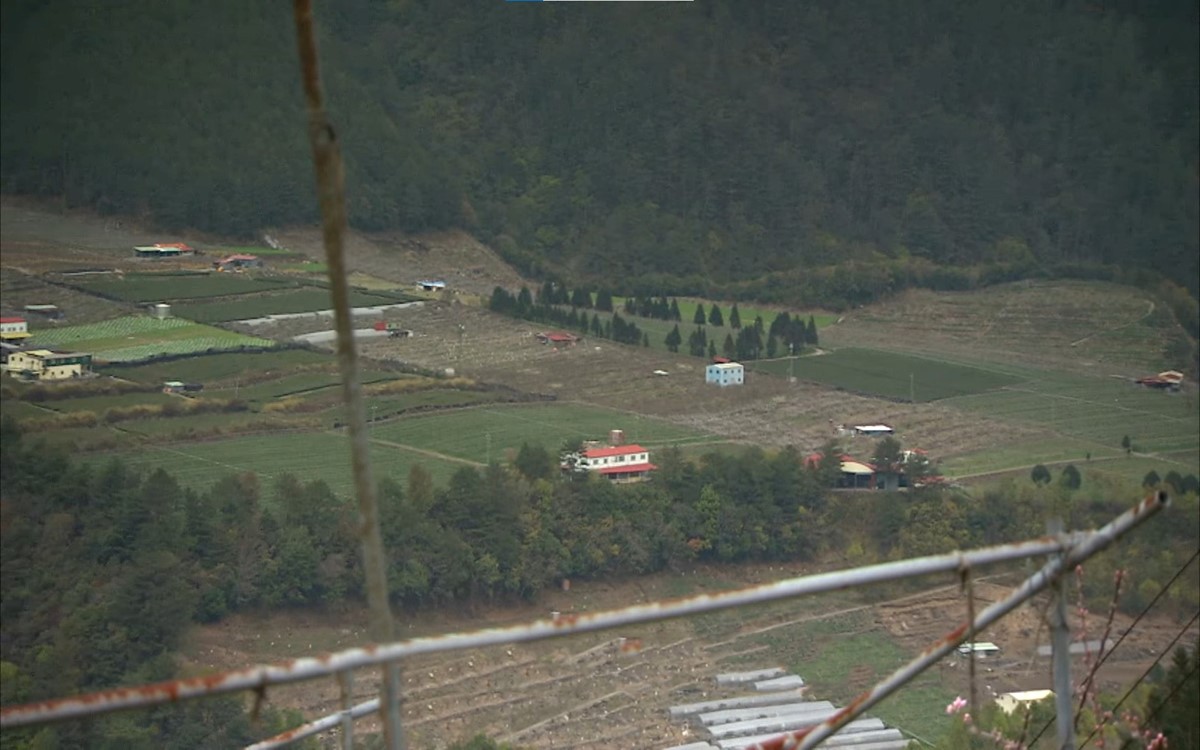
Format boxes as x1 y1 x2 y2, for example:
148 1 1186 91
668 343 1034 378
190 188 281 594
1117 660 1199 750
1026 549 1199 747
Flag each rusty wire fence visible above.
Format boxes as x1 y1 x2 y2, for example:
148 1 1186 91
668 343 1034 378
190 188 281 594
0 491 1171 749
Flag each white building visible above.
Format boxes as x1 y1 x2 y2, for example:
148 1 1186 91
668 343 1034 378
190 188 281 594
565 443 657 483
706 362 745 387
6 349 93 380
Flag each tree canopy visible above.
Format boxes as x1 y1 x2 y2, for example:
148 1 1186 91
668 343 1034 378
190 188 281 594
1 0 1196 298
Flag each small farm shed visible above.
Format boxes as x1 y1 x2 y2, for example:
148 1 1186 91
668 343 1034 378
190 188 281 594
853 424 895 436
0 317 30 342
417 279 447 291
163 381 203 394
957 642 1000 658
705 361 744 387
995 690 1053 715
23 304 62 319
6 349 92 381
134 243 194 258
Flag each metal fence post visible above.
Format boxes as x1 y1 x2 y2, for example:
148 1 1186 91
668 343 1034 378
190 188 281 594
1047 517 1077 750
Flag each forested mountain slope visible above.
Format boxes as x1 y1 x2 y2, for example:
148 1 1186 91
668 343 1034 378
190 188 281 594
2 0 1197 292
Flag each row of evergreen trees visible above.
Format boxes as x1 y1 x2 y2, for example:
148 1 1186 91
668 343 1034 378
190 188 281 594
489 286 648 346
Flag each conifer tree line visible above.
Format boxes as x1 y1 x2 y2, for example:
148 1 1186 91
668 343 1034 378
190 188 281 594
2 0 1196 302
489 284 820 361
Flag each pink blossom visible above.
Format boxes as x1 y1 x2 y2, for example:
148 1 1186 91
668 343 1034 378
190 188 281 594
946 696 968 715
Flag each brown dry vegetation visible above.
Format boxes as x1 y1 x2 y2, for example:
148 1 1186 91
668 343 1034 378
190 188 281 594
181 568 1197 749
821 281 1182 376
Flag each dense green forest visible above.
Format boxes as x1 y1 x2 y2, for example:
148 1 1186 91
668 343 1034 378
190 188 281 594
2 0 1197 298
3 416 1198 745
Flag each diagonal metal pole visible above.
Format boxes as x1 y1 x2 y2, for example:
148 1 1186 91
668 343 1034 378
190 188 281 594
291 2 400 747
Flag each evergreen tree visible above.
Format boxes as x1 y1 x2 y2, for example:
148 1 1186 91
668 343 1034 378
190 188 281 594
709 304 724 327
670 299 681 321
665 324 682 353
729 304 741 329
806 316 819 346
693 303 707 326
595 290 614 312
707 340 717 358
722 333 735 358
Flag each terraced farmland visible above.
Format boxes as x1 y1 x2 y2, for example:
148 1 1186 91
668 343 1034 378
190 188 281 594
942 374 1199 456
748 348 1020 402
822 280 1184 375
373 402 714 463
102 431 463 498
100 349 335 383
72 272 293 302
172 288 416 323
27 316 274 361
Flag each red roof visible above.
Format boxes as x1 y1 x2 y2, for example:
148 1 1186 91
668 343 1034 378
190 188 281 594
598 462 657 475
584 444 648 459
218 253 259 263
712 356 731 364
155 243 193 250
541 331 578 342
0 317 26 324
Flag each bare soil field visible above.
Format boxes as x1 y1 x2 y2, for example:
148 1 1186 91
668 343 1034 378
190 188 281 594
273 227 527 297
182 567 1196 749
263 300 1049 461
821 281 1182 377
0 268 133 325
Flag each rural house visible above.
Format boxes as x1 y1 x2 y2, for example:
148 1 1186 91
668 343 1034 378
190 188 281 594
563 431 657 484
0 317 30 342
417 279 447 292
6 349 93 381
705 361 744 387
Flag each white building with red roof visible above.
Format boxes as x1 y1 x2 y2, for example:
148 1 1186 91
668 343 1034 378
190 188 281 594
564 439 657 484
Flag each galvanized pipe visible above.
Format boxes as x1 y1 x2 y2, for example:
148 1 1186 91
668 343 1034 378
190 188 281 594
2 494 1167 733
246 698 381 750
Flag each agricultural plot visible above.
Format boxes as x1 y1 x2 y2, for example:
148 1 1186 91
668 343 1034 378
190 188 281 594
42 391 176 413
100 349 335 384
373 402 712 464
27 316 275 362
71 272 293 303
942 374 1200 456
101 431 462 498
748 348 1020 402
172 288 414 323
822 280 1184 375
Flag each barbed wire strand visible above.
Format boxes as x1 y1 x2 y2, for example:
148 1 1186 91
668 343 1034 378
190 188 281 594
1025 549 1198 747
1080 609 1200 748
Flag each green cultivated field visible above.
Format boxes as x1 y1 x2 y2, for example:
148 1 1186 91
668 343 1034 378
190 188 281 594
749 347 1020 401
172 288 412 322
942 373 1199 456
74 273 292 302
28 316 274 361
101 349 334 383
373 402 713 463
102 432 462 498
